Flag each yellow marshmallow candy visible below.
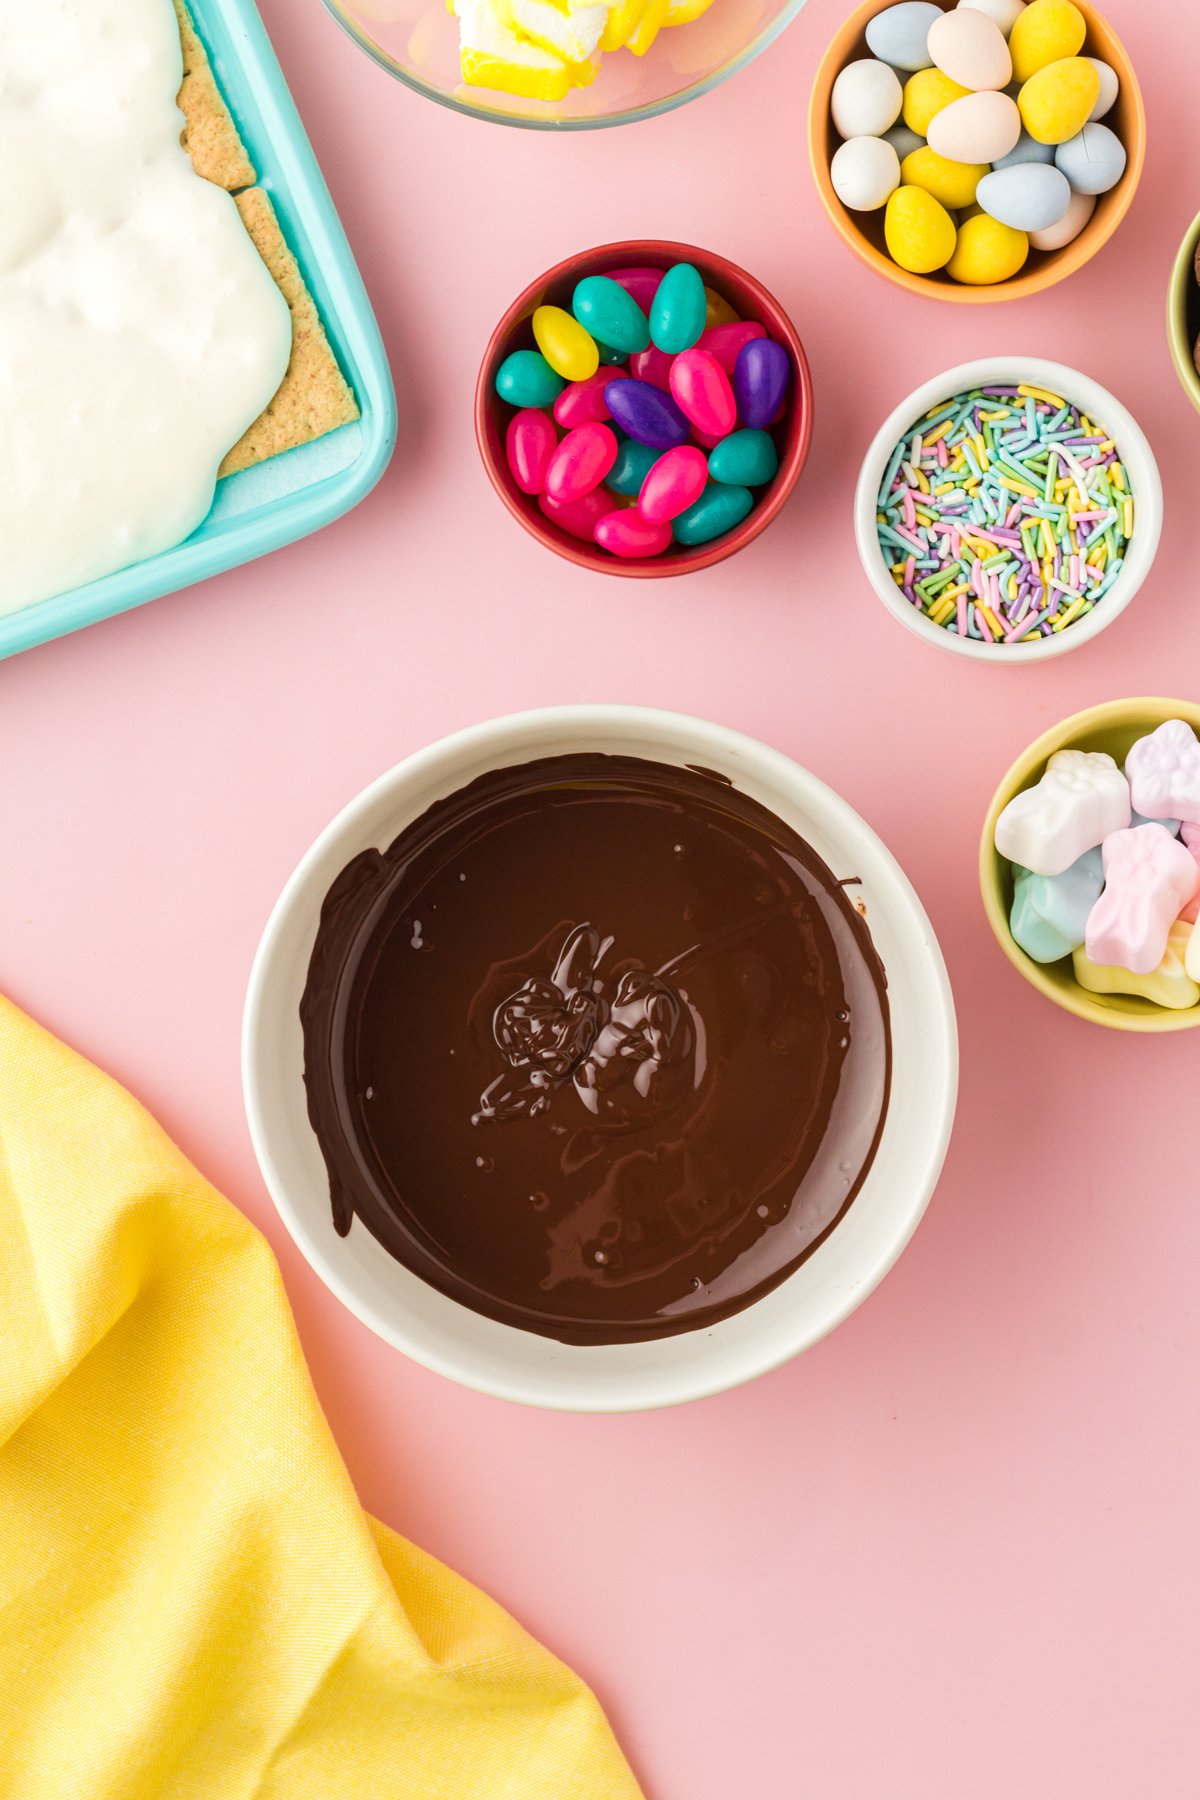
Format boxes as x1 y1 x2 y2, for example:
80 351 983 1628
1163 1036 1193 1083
1009 0 1086 84
903 68 971 136
884 185 957 274
665 0 714 24
901 146 988 211
1019 57 1100 145
626 0 668 57
947 212 1029 285
1074 922 1200 1011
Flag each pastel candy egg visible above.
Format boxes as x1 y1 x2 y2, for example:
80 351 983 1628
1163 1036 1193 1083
1028 185 1094 248
553 368 613 427
991 128 1055 170
884 184 957 272
927 7 1012 91
704 286 740 328
605 377 690 448
956 0 1027 32
901 145 988 209
732 339 791 430
1008 0 1085 83
607 437 661 496
532 304 598 382
495 348 566 409
637 445 709 523
1086 57 1119 120
670 347 737 437
882 121 925 160
572 275 651 355
707 428 778 487
927 89 1021 162
976 162 1070 230
831 135 902 211
1054 122 1127 195
864 2 942 73
539 487 616 543
947 212 1029 282
650 262 708 354
1018 56 1099 145
831 58 904 138
628 344 675 391
903 67 970 134
545 421 618 503
698 320 766 375
505 409 557 495
672 483 754 546
605 266 664 315
594 509 673 558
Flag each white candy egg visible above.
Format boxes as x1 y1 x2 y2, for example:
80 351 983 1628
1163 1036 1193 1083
1054 123 1127 196
831 135 902 210
927 89 1021 163
976 162 1071 230
1029 186 1096 250
864 2 942 73
957 0 1026 32
991 129 1056 170
928 7 1012 90
1086 58 1119 120
831 58 904 138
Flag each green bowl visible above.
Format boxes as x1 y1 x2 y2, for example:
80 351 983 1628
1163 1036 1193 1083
1167 211 1200 413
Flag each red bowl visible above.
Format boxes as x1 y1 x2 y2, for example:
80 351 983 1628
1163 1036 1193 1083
475 240 814 579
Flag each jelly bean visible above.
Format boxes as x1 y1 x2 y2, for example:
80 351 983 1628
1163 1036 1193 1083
704 285 740 328
505 408 558 495
553 369 613 427
672 483 754 546
495 348 566 409
629 344 675 391
607 437 662 496
572 275 650 355
532 304 599 383
707 428 778 488
733 339 790 430
605 266 664 315
650 263 707 354
539 487 615 544
595 341 629 366
697 320 766 375
638 445 708 524
595 509 673 558
690 425 726 450
545 421 618 503
669 348 737 438
605 377 690 449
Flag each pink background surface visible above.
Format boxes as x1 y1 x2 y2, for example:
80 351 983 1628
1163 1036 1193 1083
2 0 1198 1792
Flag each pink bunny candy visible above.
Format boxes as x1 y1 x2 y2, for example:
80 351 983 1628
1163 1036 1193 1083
1085 824 1200 975
1125 720 1200 826
995 749 1130 878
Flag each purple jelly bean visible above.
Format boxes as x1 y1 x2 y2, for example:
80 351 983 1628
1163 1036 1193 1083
733 339 790 430
604 377 690 450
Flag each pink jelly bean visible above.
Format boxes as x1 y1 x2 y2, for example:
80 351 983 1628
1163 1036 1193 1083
669 348 737 439
594 509 672 559
539 487 615 543
553 369 612 428
697 320 766 376
628 345 675 392
638 446 708 524
690 425 725 450
605 266 664 316
545 422 618 504
505 408 557 496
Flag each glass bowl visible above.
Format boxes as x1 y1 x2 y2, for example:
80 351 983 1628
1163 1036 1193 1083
320 0 809 129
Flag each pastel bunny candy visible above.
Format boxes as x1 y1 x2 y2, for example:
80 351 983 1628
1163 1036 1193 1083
1074 921 1200 1011
994 749 1130 877
1009 846 1103 963
1125 719 1200 826
1084 824 1200 975
1180 822 1200 925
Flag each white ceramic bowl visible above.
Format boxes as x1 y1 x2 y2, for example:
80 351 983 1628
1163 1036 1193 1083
243 707 958 1411
853 357 1163 664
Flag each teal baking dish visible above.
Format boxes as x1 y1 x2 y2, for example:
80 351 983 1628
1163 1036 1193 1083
0 0 396 662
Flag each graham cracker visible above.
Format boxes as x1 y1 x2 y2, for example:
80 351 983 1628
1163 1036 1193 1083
173 0 257 192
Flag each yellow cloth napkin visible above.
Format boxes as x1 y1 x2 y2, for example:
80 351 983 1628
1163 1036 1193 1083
0 995 643 1800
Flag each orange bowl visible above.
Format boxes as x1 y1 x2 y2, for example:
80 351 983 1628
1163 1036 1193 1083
807 0 1145 303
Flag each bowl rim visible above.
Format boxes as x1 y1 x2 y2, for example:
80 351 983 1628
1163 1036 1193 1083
319 0 812 131
806 0 1147 304
978 697 1200 1033
243 704 960 1410
1166 208 1200 415
474 240 815 579
852 355 1163 663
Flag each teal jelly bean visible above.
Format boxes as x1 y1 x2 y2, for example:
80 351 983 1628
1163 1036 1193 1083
495 349 566 409
672 483 754 546
1009 847 1103 964
607 438 661 497
595 341 629 366
571 277 650 355
649 263 707 354
707 428 779 488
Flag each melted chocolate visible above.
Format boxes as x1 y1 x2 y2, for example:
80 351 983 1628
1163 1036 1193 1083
300 754 891 1346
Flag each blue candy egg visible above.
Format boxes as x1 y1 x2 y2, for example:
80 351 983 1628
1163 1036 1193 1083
865 1 941 73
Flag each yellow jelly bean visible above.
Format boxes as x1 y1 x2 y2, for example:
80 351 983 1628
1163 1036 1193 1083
1009 0 1086 84
627 0 668 56
902 68 970 136
884 186 957 274
665 0 714 22
532 304 599 381
947 213 1029 285
901 146 987 211
704 285 740 327
1018 57 1100 145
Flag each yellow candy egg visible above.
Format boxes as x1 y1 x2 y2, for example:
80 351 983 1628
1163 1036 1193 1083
901 146 988 210
1009 0 1086 84
1018 57 1101 145
532 304 598 381
884 186 957 274
902 68 971 136
947 213 1030 285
